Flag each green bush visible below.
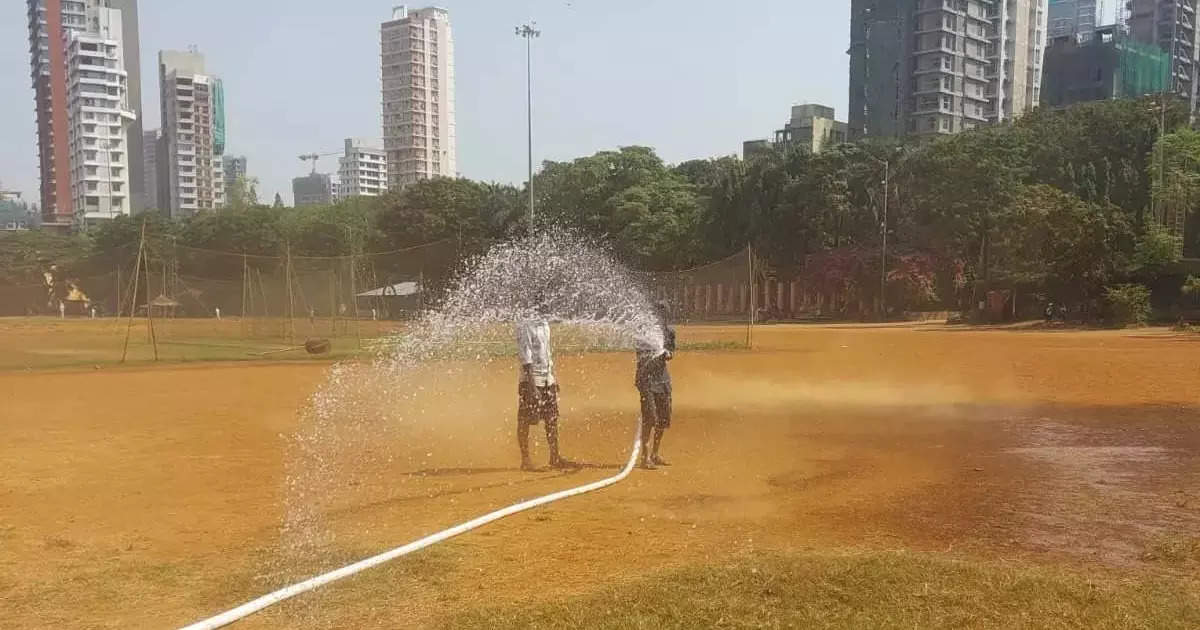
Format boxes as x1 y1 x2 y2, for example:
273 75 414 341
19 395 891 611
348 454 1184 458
1183 275 1200 297
1104 283 1151 327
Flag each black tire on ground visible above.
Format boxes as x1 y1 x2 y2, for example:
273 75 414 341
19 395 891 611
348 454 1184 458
304 338 331 355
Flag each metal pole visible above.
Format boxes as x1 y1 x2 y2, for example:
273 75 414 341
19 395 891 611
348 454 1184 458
121 221 147 363
285 243 295 345
526 33 534 228
880 159 889 320
747 244 754 349
517 23 540 230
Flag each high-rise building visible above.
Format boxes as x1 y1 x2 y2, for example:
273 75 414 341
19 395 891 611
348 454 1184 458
142 128 158 209
848 0 1048 139
104 0 144 214
1048 0 1098 41
292 173 333 206
65 5 137 224
27 0 141 228
222 155 247 194
158 50 226 217
990 0 1050 123
381 6 456 188
1127 0 1200 113
1041 25 1170 106
743 104 847 158
28 0 88 228
338 138 388 198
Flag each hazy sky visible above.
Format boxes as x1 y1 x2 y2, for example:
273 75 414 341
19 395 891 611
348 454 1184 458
1 1 853 206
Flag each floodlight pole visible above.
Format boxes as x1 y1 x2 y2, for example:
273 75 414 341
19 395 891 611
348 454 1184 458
516 23 540 229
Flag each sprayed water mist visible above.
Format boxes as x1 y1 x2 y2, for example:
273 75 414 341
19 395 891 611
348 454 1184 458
276 229 664 595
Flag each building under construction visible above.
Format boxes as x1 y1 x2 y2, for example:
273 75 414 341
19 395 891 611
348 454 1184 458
1126 0 1200 114
1041 25 1171 107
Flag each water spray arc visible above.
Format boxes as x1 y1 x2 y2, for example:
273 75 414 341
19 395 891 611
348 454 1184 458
181 230 664 629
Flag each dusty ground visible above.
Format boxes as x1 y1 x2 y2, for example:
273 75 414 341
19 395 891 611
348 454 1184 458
0 323 1197 628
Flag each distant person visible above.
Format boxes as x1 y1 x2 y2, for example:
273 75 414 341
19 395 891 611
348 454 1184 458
636 301 677 470
214 306 222 320
516 307 576 471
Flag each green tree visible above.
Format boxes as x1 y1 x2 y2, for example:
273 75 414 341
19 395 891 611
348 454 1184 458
1020 97 1187 222
532 146 704 268
226 175 260 211
1150 127 1200 243
0 230 91 286
998 185 1132 313
373 177 498 252
904 127 1029 298
283 199 380 256
177 206 286 255
89 212 176 266
1132 221 1181 272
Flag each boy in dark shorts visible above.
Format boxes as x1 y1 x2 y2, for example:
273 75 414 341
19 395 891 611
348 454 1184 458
516 316 576 471
636 301 677 470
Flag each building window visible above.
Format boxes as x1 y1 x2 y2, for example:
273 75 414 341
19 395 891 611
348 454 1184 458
940 117 950 131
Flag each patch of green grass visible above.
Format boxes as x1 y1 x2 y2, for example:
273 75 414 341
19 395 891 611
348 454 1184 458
680 340 746 351
446 551 1200 630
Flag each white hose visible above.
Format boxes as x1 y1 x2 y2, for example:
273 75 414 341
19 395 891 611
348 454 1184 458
179 418 644 630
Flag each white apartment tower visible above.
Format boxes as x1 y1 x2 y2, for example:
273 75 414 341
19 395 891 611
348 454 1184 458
381 6 456 188
65 4 137 224
158 49 225 217
28 0 141 227
989 0 1049 123
338 137 388 198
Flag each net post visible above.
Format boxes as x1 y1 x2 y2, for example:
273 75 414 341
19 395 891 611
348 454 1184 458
121 221 147 363
285 243 296 345
240 252 248 339
747 243 755 349
347 228 361 350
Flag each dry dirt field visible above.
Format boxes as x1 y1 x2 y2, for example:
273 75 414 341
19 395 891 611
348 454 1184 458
1 322 1198 628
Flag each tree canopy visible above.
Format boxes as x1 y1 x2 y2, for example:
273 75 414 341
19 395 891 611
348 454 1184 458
7 96 1197 321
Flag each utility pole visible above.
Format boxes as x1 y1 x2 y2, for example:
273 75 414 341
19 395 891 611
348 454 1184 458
880 158 889 320
516 23 540 229
865 153 893 319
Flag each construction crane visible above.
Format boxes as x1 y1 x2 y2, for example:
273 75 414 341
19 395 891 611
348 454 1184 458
298 150 341 174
